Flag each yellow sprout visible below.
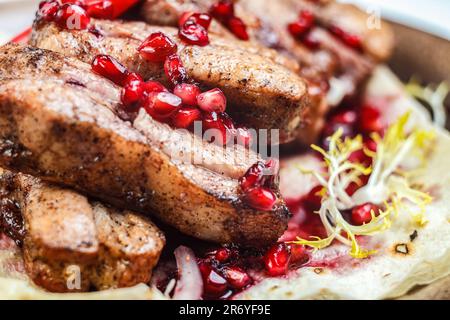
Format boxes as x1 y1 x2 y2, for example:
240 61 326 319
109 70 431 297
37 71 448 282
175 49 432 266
291 113 435 259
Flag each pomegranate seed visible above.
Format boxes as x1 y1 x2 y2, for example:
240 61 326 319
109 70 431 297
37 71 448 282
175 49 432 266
235 126 252 147
173 83 201 106
288 244 308 263
330 25 362 50
351 203 380 225
179 21 210 46
197 88 227 113
349 149 371 166
359 105 383 134
91 54 129 85
202 112 233 145
38 1 60 21
303 185 323 211
288 10 314 39
138 32 178 63
345 174 369 196
333 110 357 124
222 266 252 290
144 91 182 121
299 10 314 25
179 12 212 30
199 262 228 297
164 54 188 86
239 162 264 191
264 243 291 277
55 4 90 30
227 17 249 40
210 0 234 20
121 75 144 113
179 11 194 27
214 248 231 263
121 83 144 111
364 137 377 152
85 0 114 19
263 158 280 188
243 187 277 211
343 33 362 50
322 110 357 141
288 21 310 38
39 0 55 8
143 81 168 94
172 107 201 129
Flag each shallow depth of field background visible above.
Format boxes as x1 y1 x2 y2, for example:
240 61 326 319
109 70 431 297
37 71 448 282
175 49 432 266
0 0 449 44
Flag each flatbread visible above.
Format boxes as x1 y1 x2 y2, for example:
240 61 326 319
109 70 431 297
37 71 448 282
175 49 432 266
235 66 450 300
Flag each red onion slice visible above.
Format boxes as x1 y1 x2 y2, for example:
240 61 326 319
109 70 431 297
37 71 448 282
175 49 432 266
173 246 203 300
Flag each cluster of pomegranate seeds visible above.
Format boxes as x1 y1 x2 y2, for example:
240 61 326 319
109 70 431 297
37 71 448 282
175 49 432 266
264 243 291 277
37 0 123 30
210 0 249 41
121 73 145 112
198 247 253 299
287 10 319 49
38 1 60 21
179 12 212 29
329 25 363 51
239 160 279 211
93 33 248 148
351 203 380 225
322 104 384 147
37 1 90 30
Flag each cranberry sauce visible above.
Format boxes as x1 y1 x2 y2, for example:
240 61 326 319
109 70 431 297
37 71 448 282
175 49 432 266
36 0 139 30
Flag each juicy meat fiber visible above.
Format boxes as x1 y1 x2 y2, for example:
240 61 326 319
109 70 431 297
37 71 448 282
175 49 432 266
0 44 289 246
0 167 165 292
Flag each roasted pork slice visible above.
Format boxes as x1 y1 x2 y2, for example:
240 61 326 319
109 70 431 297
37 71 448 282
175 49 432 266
236 0 392 143
138 0 385 144
0 44 289 246
0 167 165 292
288 0 395 61
30 19 309 144
140 0 300 72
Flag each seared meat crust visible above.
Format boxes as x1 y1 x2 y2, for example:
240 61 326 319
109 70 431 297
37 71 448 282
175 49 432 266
31 19 309 143
0 167 165 292
0 44 289 246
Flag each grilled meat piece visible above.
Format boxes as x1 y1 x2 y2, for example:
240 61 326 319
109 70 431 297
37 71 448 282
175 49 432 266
237 0 392 143
0 44 289 246
139 0 392 144
0 167 165 292
31 19 309 144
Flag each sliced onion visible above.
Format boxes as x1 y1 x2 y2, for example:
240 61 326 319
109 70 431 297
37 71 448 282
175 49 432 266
173 246 203 300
